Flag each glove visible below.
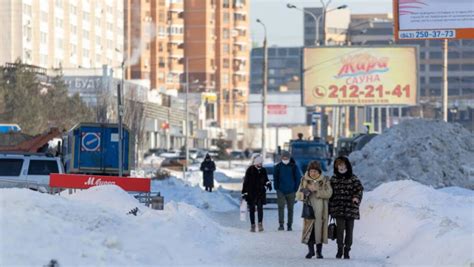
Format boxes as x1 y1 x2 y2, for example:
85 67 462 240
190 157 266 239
266 183 273 191
300 188 311 197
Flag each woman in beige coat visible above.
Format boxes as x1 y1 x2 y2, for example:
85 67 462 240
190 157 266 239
296 160 333 259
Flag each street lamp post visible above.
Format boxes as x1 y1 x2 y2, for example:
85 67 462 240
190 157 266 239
256 19 268 160
287 2 347 141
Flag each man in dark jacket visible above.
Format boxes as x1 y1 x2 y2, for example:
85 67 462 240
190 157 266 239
242 154 272 232
273 150 302 231
329 156 364 260
200 154 216 192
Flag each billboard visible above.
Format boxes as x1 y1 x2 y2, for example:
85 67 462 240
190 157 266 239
394 0 474 40
303 46 418 106
248 93 307 126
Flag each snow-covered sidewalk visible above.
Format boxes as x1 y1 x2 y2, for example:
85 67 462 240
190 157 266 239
1 174 473 266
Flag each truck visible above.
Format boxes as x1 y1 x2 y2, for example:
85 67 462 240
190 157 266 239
61 123 132 176
336 133 378 157
288 135 332 174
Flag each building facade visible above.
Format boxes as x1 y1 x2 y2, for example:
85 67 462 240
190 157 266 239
0 0 124 74
250 46 302 94
125 0 250 131
348 14 474 130
303 7 350 46
124 0 184 91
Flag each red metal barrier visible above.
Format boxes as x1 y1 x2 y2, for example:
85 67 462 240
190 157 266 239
50 173 151 192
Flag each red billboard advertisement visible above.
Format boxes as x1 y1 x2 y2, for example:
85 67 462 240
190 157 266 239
50 173 151 192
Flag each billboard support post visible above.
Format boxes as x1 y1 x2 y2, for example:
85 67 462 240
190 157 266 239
443 39 448 122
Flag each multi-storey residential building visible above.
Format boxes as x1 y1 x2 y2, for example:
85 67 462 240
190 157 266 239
184 0 250 130
250 46 302 94
125 0 250 131
0 0 124 74
124 0 184 91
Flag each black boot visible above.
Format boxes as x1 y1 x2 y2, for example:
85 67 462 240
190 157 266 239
305 242 315 259
336 247 343 259
287 223 292 231
278 224 284 231
316 244 323 259
343 247 350 259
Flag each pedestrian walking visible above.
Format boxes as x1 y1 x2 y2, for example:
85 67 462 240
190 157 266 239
200 154 216 192
296 161 333 259
273 150 302 231
241 154 272 232
329 156 364 259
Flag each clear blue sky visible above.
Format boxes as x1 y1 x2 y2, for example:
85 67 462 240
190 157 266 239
250 0 393 47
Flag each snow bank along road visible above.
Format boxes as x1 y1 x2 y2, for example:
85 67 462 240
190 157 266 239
1 174 473 266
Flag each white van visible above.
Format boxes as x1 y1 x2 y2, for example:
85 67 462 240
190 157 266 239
0 153 64 192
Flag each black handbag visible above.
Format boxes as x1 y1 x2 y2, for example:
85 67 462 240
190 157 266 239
301 202 315 219
328 217 337 240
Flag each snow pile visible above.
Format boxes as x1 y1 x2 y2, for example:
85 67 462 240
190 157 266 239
350 119 474 190
0 186 231 266
152 177 238 212
357 180 474 266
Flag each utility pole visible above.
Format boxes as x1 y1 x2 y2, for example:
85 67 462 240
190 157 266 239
443 39 448 122
257 19 268 160
118 61 124 177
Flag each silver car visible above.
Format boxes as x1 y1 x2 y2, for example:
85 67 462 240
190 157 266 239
0 153 64 192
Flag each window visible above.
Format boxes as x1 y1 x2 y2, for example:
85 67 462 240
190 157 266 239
55 18 63 28
83 30 89 39
28 160 59 175
223 73 229 84
71 25 77 35
71 5 77 15
223 0 229 8
0 159 23 176
57 39 63 49
223 44 229 53
83 12 90 21
83 49 89 58
223 59 230 68
41 11 48 23
40 32 47 44
223 29 229 39
223 13 230 23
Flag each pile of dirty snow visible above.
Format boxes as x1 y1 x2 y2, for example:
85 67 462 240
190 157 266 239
350 119 474 190
356 180 473 266
0 186 232 266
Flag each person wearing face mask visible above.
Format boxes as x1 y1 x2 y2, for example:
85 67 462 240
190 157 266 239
241 154 272 232
273 150 302 231
296 160 333 259
200 154 216 192
329 156 364 260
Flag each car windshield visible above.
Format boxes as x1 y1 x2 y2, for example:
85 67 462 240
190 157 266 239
291 145 327 158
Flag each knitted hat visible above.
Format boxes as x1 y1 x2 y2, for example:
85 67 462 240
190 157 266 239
281 150 291 159
253 155 263 165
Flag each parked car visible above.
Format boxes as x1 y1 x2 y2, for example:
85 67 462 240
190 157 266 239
230 150 246 160
0 153 64 192
263 162 277 204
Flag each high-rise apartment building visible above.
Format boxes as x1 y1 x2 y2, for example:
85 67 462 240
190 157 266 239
0 0 124 73
125 0 250 130
125 0 184 91
185 0 249 130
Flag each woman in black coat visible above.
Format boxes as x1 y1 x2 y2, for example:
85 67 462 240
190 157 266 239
241 154 272 232
329 156 364 260
200 154 216 192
